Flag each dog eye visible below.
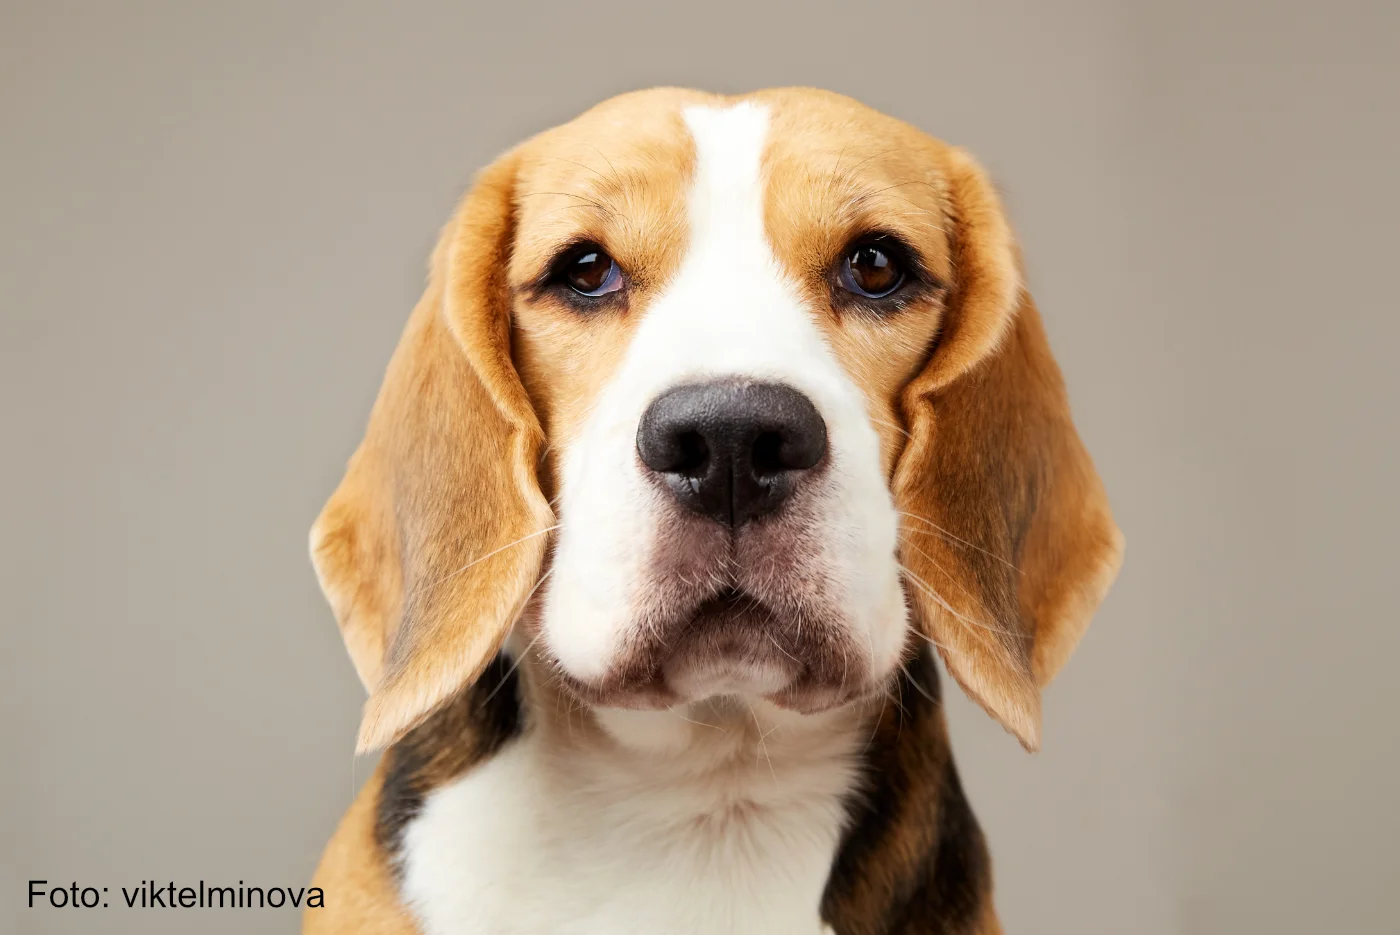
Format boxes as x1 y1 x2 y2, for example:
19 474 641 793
840 242 905 299
562 246 622 296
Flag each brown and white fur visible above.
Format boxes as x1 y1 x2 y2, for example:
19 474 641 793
304 87 1123 935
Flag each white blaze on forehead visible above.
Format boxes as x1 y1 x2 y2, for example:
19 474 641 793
644 102 837 385
683 103 769 253
540 102 905 683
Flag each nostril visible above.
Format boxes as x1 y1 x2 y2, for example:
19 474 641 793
750 431 785 477
673 431 710 476
637 410 711 475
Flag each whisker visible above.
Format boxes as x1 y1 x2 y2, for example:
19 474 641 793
898 563 1015 645
907 627 953 654
537 154 609 183
534 203 614 223
766 633 801 666
822 143 852 216
902 666 939 707
848 180 950 233
868 416 912 440
484 625 546 705
829 147 905 217
898 511 1020 572
429 525 559 588
856 177 943 201
745 699 779 783
898 561 985 626
842 147 903 178
862 690 890 755
587 143 620 186
518 191 617 217
481 568 556 705
900 539 985 610
667 705 726 733
891 683 908 740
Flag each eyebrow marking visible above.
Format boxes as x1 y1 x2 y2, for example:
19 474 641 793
518 190 620 219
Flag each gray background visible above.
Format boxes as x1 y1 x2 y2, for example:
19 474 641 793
3 1 1396 933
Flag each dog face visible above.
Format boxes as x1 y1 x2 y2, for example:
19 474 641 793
514 96 928 717
311 88 1123 753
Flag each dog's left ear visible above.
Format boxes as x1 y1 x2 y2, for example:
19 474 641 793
310 149 553 753
893 148 1124 751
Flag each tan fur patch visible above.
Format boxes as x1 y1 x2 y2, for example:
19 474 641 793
303 768 418 935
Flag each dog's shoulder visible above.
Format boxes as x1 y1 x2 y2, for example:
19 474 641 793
305 654 523 934
304 766 418 935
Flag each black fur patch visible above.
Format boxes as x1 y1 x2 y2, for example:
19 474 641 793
821 648 994 933
374 652 523 870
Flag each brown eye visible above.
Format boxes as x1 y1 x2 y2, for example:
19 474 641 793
841 242 904 298
563 246 622 296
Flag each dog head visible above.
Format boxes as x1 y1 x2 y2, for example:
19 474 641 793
311 88 1123 754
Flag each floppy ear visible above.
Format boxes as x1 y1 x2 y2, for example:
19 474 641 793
310 150 552 753
892 148 1124 751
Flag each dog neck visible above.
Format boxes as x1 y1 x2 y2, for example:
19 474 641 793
375 644 997 934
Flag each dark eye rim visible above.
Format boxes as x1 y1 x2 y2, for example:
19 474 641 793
830 232 944 315
530 240 628 309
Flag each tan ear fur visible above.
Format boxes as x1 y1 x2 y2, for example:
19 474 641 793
893 148 1124 751
310 150 553 753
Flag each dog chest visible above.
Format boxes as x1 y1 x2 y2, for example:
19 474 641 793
398 729 854 935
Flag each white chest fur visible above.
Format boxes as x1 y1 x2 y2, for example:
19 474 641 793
399 700 865 935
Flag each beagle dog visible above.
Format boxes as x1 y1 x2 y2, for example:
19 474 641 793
305 87 1122 935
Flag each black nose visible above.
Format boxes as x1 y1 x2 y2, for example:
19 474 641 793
636 381 828 527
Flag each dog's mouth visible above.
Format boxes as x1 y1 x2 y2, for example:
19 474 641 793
551 585 873 714
685 586 762 629
659 587 800 699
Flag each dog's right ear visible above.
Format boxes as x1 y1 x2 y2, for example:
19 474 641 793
310 150 553 754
